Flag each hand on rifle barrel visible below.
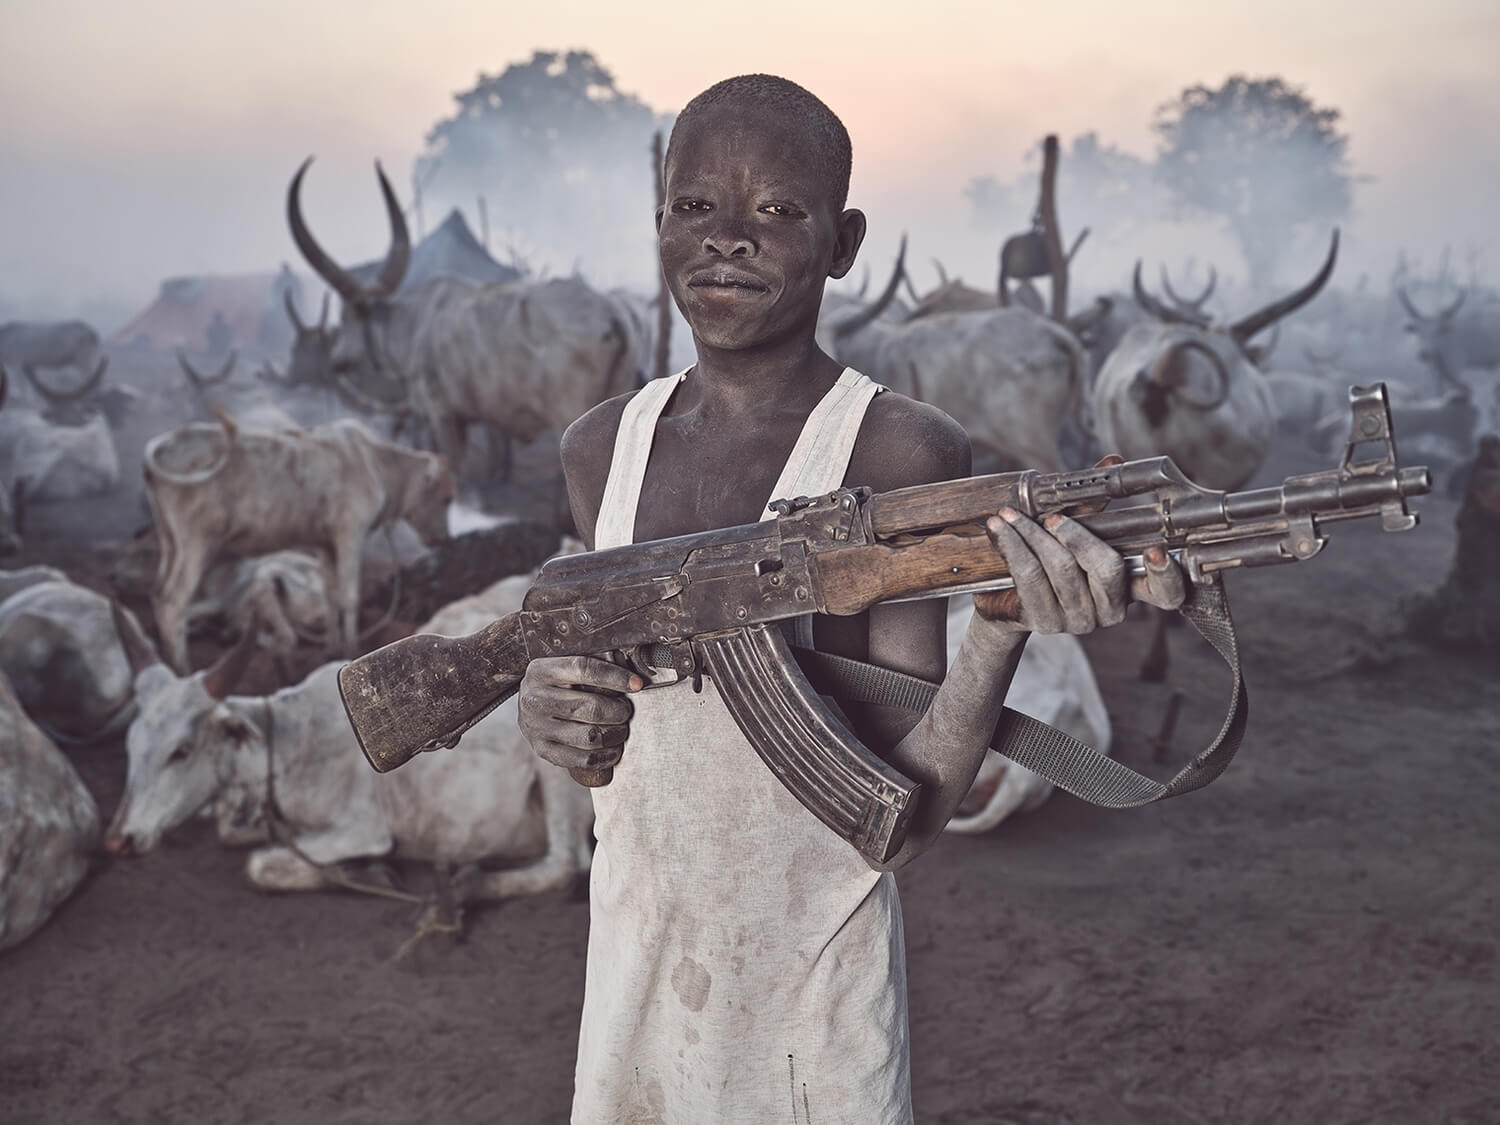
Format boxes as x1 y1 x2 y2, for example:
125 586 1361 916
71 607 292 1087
975 455 1186 633
518 656 643 787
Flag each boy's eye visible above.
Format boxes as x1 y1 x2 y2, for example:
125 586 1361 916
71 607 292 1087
760 204 803 218
673 199 710 213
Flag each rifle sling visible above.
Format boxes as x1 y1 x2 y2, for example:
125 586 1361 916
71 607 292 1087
791 579 1248 809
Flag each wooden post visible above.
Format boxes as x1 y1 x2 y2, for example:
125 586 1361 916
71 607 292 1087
1038 134 1068 321
652 130 671 382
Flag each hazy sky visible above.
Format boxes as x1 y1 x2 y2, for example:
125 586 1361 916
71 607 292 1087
3 0 1497 323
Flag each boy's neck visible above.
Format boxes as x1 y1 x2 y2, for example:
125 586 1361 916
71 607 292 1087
683 332 845 418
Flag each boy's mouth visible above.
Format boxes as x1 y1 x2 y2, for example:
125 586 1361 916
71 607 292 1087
687 268 770 292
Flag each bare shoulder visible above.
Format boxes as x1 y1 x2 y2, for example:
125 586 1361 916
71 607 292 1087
846 389 972 493
558 389 637 547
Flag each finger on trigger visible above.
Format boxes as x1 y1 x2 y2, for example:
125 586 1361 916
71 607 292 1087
1130 545 1187 609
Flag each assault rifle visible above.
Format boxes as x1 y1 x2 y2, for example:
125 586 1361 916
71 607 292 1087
337 385 1429 865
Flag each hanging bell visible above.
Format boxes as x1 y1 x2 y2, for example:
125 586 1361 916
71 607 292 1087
999 229 1053 280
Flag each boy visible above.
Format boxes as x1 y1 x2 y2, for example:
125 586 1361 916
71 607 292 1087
518 74 1184 1124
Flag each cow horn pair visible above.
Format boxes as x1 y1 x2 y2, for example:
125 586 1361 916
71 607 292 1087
835 234 908 339
176 348 238 389
1396 285 1466 324
22 355 109 403
1159 264 1217 313
284 290 331 336
1132 263 1213 329
287 156 411 305
1149 337 1231 411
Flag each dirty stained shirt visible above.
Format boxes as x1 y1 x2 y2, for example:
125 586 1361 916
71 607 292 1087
572 368 913 1125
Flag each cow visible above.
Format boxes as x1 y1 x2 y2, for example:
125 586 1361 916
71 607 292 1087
287 159 644 484
873 305 1091 473
1398 286 1500 430
0 403 121 501
1093 231 1340 492
184 550 335 672
142 409 454 673
102 552 594 906
1093 231 1340 678
942 598 1111 833
0 319 109 390
0 578 154 743
257 291 337 392
0 670 100 953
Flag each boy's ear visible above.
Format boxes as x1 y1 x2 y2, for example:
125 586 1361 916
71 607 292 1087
655 204 666 233
828 208 867 280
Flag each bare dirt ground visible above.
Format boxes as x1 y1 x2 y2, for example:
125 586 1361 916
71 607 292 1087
2 421 1497 1125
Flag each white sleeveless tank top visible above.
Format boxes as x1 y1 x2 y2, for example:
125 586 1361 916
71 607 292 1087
573 367 913 1125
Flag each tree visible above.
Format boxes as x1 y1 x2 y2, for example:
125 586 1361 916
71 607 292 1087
965 132 1164 238
417 50 673 285
1152 75 1357 290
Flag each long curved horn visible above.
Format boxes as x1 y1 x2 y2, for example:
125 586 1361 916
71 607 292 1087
287 156 364 303
834 234 907 339
1132 262 1209 327
1439 288 1467 321
1231 229 1340 344
932 258 950 287
317 291 331 332
142 427 233 486
176 348 237 389
1151 337 1230 411
370 161 412 298
283 288 307 333
23 354 109 402
201 618 259 701
1246 321 1280 366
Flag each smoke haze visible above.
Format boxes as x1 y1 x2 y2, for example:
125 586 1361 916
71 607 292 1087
2 0 1496 330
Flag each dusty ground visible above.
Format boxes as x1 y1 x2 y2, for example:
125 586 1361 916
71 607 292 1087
2 418 1497 1124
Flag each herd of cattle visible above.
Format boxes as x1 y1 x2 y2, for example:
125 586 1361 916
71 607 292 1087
2 161 1498 954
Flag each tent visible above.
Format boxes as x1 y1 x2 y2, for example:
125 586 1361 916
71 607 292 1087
349 209 524 294
109 265 314 353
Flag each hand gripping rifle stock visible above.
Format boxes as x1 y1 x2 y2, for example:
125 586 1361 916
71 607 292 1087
338 384 1431 866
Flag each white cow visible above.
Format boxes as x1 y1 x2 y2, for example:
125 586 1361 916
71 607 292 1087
1092 233 1340 493
942 598 1111 833
0 406 120 501
0 671 100 953
143 409 454 672
0 578 154 743
103 547 594 903
876 306 1090 473
185 550 336 662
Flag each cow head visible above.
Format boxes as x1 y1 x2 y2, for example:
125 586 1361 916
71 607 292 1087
397 451 457 547
263 290 339 391
286 157 412 410
21 353 109 427
1397 286 1466 367
103 623 262 856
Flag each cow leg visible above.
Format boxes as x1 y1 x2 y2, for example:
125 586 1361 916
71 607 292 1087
1139 606 1171 682
455 767 593 903
330 537 364 658
245 821 395 892
154 540 213 674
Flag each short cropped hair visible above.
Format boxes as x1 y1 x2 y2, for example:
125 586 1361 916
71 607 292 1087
664 74 853 211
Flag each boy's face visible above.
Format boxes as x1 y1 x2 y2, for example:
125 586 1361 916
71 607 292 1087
658 105 864 353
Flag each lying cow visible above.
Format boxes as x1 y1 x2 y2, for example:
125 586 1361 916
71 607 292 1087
942 598 1111 833
104 550 594 904
185 550 335 666
0 576 153 743
143 409 453 672
0 670 100 953
0 405 120 501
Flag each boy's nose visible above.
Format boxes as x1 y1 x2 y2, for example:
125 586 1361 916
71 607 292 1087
702 230 755 258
